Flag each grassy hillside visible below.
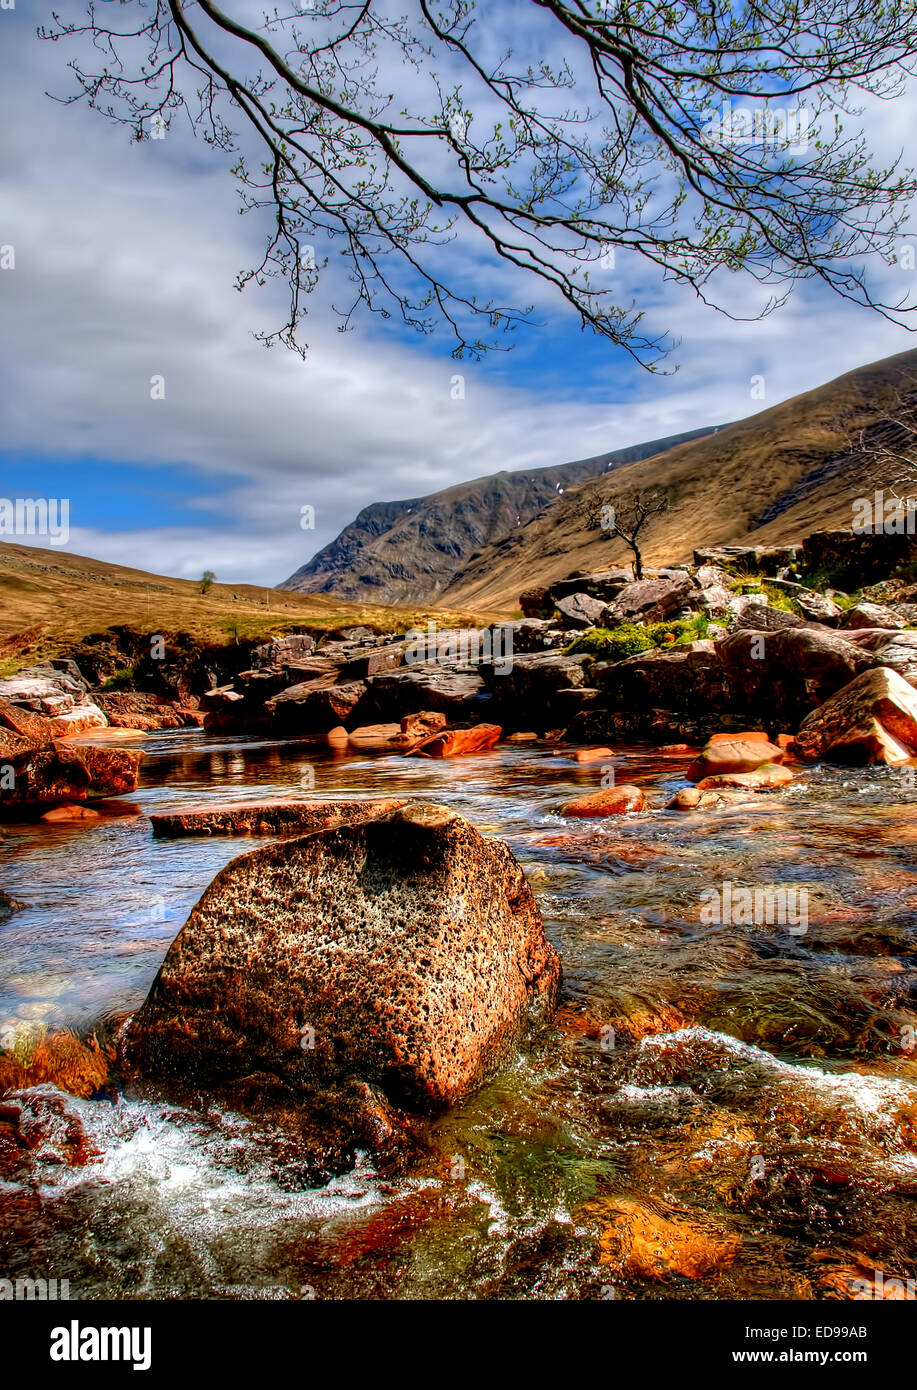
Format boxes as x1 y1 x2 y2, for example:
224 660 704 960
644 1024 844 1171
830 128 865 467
0 541 488 672
442 347 917 611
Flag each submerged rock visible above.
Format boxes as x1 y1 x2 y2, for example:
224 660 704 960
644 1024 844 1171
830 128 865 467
687 737 784 781
696 763 794 791
0 890 24 922
123 803 560 1113
560 785 646 817
412 723 502 757
586 1195 740 1280
573 746 615 763
0 1027 112 1101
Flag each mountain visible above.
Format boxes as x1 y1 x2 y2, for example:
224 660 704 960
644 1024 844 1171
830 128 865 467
279 427 717 605
286 348 917 613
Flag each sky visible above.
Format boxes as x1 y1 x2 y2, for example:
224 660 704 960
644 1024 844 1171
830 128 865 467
2 2 917 587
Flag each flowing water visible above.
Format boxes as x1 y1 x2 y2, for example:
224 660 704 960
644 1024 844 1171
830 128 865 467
2 731 917 1300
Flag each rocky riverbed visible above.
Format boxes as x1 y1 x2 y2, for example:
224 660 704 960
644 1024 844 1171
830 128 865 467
0 728 916 1300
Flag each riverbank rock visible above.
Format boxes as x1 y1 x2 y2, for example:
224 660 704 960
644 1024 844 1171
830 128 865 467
843 629 917 687
840 600 904 631
96 691 202 730
560 785 646 817
601 574 695 627
266 679 368 733
0 665 108 739
556 592 607 628
370 668 487 719
715 627 877 720
123 804 561 1112
598 641 725 716
794 667 917 764
150 797 408 838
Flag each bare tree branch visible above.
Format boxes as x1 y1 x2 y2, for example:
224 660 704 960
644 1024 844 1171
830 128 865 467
40 0 917 362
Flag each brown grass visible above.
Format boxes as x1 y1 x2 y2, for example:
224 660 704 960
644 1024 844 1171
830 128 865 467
0 540 490 672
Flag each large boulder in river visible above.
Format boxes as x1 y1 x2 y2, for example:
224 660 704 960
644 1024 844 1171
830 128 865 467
794 667 917 764
122 803 560 1112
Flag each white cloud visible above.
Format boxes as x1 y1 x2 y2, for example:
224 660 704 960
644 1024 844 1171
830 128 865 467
2 7 917 586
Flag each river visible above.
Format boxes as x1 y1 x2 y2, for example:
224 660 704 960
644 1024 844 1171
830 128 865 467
1 730 916 1299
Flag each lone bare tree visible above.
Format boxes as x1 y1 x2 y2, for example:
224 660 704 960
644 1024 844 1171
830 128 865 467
850 377 917 502
41 1 917 363
593 490 669 579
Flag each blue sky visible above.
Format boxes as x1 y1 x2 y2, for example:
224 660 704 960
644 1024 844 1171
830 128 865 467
2 2 916 586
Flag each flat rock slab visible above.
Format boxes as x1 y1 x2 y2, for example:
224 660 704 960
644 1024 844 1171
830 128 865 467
150 797 409 838
123 803 561 1112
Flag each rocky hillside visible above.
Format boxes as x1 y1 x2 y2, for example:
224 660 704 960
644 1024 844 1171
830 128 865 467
280 427 716 605
285 348 917 613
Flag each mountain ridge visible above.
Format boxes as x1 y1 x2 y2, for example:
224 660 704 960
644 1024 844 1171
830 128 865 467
280 426 718 604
